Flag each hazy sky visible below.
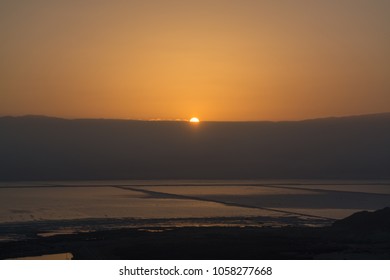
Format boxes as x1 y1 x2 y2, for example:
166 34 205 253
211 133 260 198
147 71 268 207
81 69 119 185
1 0 389 121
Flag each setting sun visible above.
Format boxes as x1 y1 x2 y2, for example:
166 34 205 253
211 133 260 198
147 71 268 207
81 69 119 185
190 117 200 123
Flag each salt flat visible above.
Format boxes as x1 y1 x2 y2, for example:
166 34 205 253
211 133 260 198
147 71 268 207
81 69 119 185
0 185 274 223
131 182 390 219
0 180 389 241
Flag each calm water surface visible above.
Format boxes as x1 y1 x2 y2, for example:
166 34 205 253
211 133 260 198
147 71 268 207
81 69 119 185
0 180 389 240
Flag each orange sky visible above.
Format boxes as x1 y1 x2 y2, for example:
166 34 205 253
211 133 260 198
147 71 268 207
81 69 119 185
1 1 389 121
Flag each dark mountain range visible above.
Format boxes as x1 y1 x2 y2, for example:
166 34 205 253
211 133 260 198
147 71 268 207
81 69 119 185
1 113 389 181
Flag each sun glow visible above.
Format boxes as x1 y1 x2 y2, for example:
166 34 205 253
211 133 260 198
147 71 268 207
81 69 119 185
189 117 200 123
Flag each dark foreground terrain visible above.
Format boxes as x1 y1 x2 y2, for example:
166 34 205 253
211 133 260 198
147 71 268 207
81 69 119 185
1 208 389 260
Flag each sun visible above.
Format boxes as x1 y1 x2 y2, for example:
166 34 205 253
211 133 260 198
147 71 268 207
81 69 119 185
189 117 200 123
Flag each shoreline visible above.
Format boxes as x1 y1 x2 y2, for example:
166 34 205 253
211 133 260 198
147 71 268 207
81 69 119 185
1 224 389 260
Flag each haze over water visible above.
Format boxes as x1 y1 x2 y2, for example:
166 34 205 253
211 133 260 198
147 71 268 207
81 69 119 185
1 180 390 241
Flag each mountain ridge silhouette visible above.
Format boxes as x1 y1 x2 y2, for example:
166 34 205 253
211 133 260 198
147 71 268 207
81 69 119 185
1 113 389 181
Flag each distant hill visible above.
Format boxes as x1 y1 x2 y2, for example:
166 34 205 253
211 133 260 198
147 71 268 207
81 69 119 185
1 113 390 181
333 207 390 232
